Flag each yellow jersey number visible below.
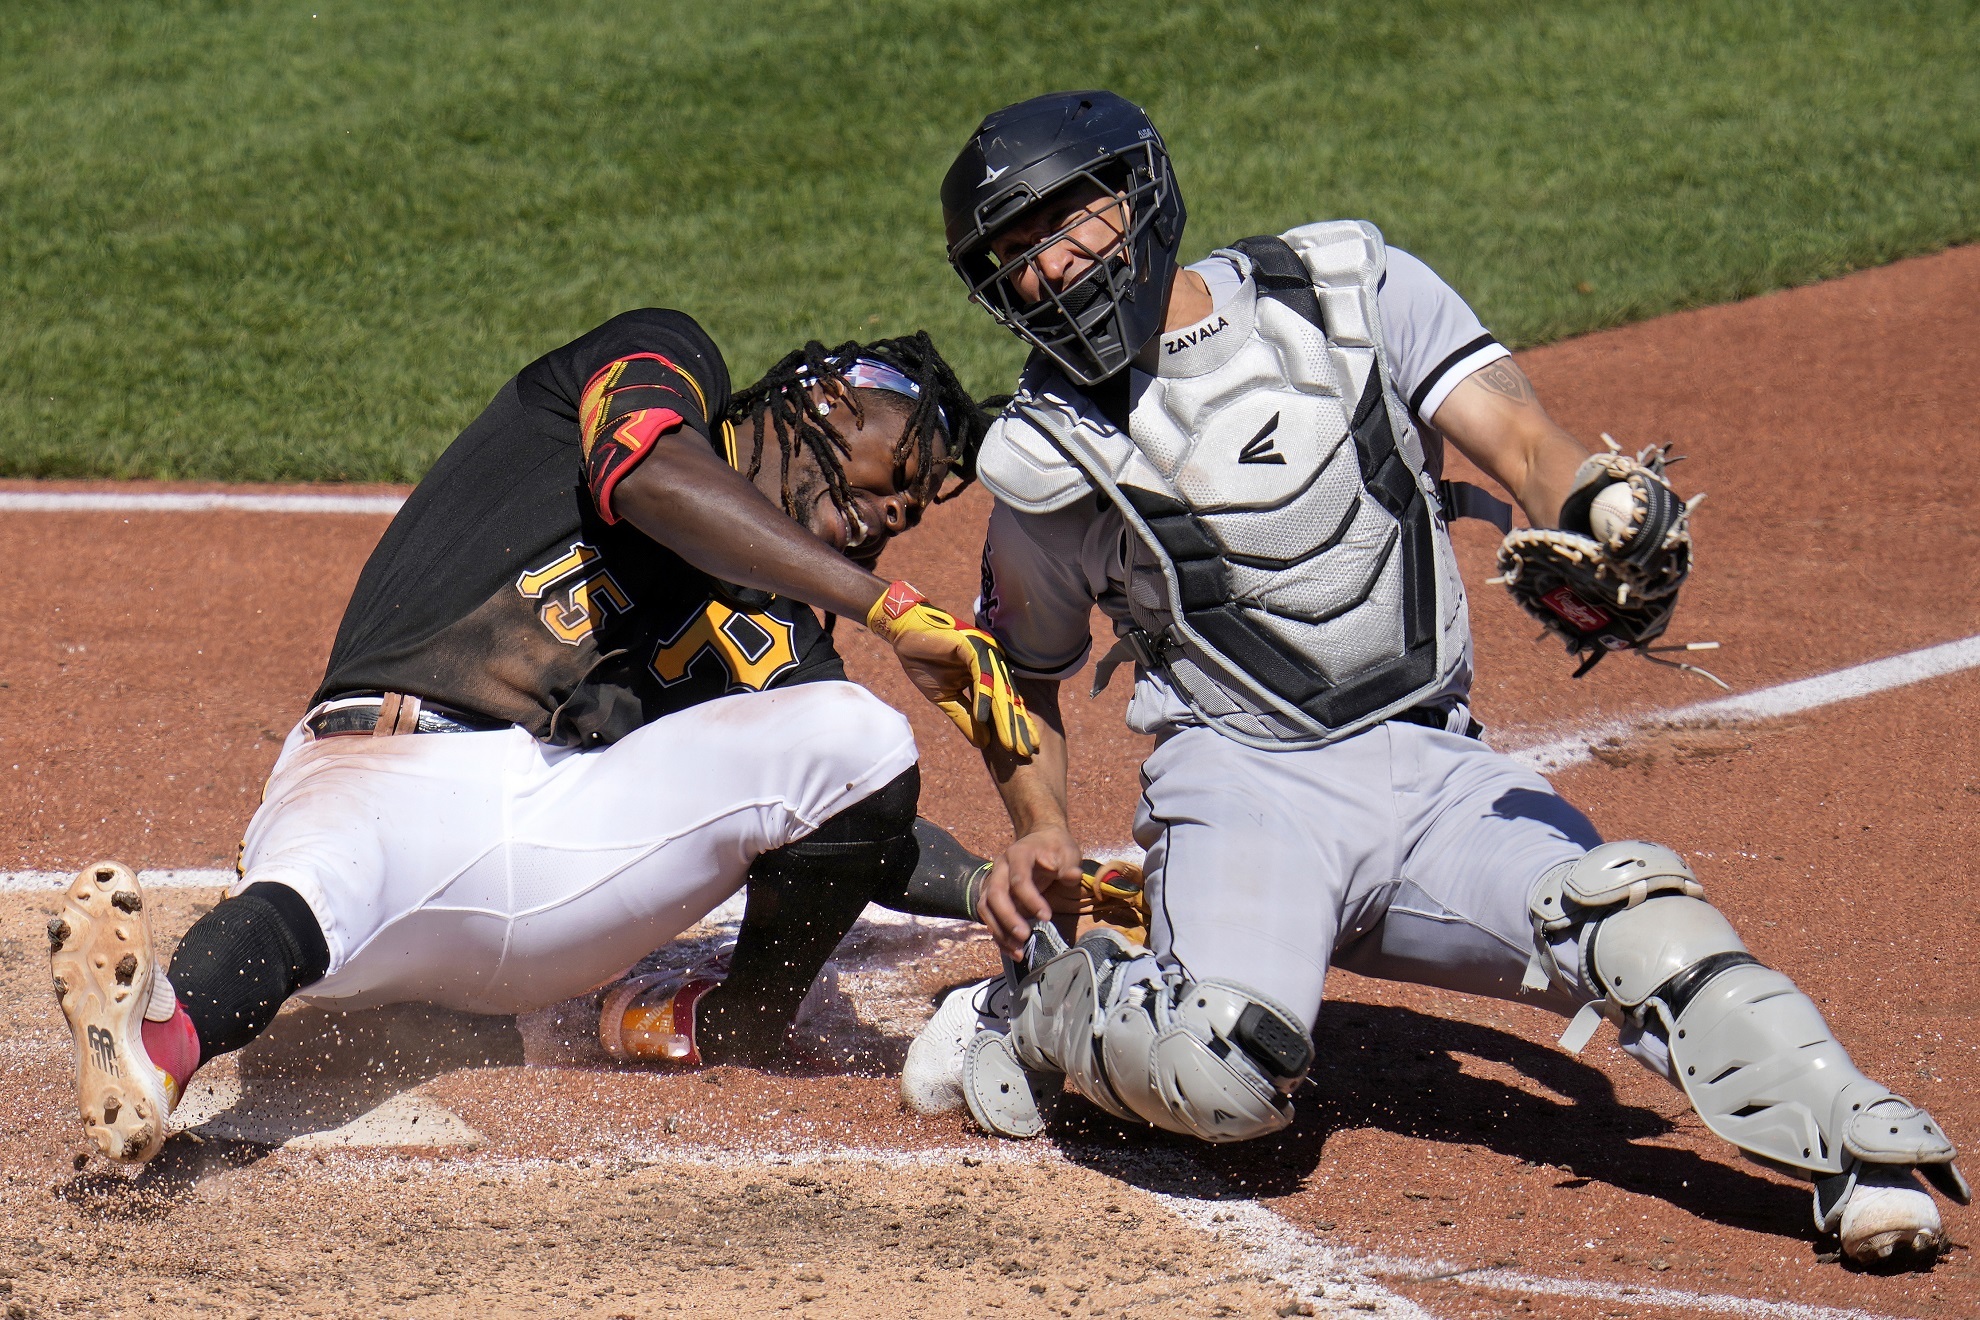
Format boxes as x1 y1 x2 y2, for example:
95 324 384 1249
515 542 633 645
516 542 797 692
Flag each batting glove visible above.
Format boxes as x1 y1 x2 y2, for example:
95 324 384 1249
865 581 1039 758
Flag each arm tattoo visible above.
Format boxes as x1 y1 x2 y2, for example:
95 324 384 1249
1473 359 1536 405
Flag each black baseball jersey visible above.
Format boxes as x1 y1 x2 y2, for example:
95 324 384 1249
313 309 845 747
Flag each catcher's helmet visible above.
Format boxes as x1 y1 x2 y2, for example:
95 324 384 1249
941 91 1186 386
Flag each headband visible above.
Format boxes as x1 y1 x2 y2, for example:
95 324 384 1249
804 357 952 437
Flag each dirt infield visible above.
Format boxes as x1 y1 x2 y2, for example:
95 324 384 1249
1 246 1976 1318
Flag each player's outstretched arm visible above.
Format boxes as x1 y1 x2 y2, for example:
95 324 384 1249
1430 358 1590 528
976 677 1082 955
612 432 891 620
1441 359 1707 679
614 438 1037 756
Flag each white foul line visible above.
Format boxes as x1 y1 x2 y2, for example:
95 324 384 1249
0 867 236 893
1507 632 1980 774
1168 1198 1910 1320
0 491 406 514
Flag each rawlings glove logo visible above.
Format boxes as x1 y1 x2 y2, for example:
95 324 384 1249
1540 586 1612 632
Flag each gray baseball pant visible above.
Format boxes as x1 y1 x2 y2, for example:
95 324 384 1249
1134 718 1619 1040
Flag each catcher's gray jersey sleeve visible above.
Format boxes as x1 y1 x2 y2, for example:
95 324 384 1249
1376 246 1511 426
975 496 1121 680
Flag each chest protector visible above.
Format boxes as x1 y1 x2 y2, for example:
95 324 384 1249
979 221 1471 748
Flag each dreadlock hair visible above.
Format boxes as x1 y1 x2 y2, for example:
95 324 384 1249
723 332 991 530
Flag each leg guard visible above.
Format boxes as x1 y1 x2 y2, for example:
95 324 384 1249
1530 841 1970 1227
976 926 1312 1144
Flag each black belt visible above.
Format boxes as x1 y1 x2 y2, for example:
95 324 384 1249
1388 704 1483 740
306 693 511 739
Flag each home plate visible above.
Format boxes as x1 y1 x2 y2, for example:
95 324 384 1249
161 997 517 1151
174 1069 481 1149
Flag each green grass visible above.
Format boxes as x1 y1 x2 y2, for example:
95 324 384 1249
4 1 1976 481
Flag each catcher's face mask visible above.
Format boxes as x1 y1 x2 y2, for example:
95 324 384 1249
942 91 1187 386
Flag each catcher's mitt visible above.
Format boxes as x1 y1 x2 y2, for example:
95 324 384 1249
1494 436 1720 684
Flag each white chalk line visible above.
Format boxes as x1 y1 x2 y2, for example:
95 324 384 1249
1160 1198 1909 1320
0 867 236 893
1505 632 1980 774
0 490 405 514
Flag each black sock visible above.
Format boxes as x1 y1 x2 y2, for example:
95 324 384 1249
169 882 330 1060
696 766 922 1065
870 818 989 921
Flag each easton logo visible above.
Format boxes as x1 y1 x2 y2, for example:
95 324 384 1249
1238 413 1286 465
87 1025 120 1076
1540 586 1611 631
1162 315 1229 356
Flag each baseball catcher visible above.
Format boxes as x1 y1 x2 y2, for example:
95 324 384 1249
51 310 1036 1165
902 90 1965 1266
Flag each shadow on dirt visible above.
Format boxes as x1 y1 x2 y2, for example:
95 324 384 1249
1051 999 1815 1242
184 1001 521 1142
57 1133 276 1217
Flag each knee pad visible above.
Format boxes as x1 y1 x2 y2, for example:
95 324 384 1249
1003 928 1311 1144
1005 927 1147 1126
1523 839 1713 1019
1535 850 1968 1214
1527 839 1705 943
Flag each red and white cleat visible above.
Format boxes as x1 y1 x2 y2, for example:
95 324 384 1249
49 862 197 1164
597 947 840 1067
598 966 728 1066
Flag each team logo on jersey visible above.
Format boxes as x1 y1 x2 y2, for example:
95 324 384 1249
516 542 635 646
650 601 798 692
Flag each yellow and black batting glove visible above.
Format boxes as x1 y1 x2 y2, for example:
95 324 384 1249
1074 858 1149 946
949 626 1039 758
865 581 1040 758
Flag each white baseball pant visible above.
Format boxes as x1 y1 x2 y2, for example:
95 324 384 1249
234 681 917 1015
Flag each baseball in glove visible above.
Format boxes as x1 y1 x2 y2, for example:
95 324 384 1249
1493 436 1723 686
